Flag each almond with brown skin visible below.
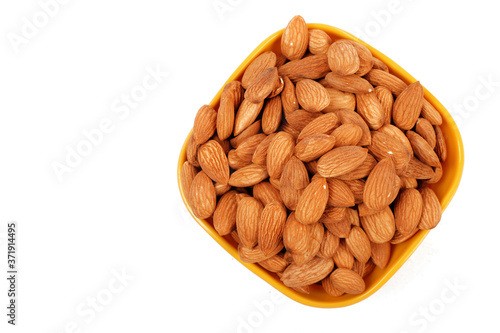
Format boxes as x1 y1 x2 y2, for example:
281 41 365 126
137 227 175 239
230 120 261 148
334 109 371 146
238 241 284 263
295 134 336 162
353 259 375 279
197 140 230 184
356 92 385 130
320 206 347 224
364 157 398 210
419 187 442 230
326 178 355 207
324 215 351 238
241 51 277 89
325 72 374 94
268 75 284 98
317 146 368 178
228 164 269 187
421 99 443 125
364 69 407 95
252 133 276 165
258 254 288 273
283 212 314 254
378 124 413 156
193 105 217 145
186 134 200 167
281 256 334 288
245 67 279 104
213 190 238 236
357 202 384 217
392 81 424 130
327 40 360 75
267 131 295 179
180 161 198 199
228 149 250 170
278 54 330 82
374 86 393 124
281 15 309 60
318 230 340 258
253 181 282 206
407 131 441 168
285 109 322 132
296 79 330 112
370 242 391 269
399 157 434 179
280 156 309 210
262 96 282 134
416 118 436 149
343 40 373 76
292 223 324 266
233 99 264 136
234 134 267 165
217 81 244 140
214 182 231 196
333 241 354 269
344 180 365 204
346 226 371 263
189 170 216 219
372 57 389 72
236 197 264 248
322 275 345 296
368 131 411 170
295 176 329 225
360 206 396 243
298 112 339 140
331 123 363 147
399 176 418 189
394 188 423 236
391 227 419 245
259 201 288 255
308 29 332 54
434 125 447 162
323 88 356 112
281 75 299 117
336 153 377 181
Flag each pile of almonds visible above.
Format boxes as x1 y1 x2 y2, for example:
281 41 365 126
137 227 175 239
181 15 446 296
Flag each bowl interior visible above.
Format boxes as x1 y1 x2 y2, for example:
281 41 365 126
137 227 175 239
177 23 464 308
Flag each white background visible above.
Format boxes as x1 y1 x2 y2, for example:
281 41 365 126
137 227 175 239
1 0 499 332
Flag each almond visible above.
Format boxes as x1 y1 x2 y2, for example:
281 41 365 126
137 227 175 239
298 112 339 140
296 79 330 112
238 241 284 263
399 157 434 179
372 57 389 72
253 181 282 206
324 214 351 238
268 75 284 98
370 242 391 269
197 140 230 184
394 188 423 236
336 153 377 181
331 123 363 147
368 131 411 170
399 176 418 189
252 133 276 165
241 51 277 89
308 29 332 54
259 201 288 255
360 206 396 243
374 86 393 124
364 69 407 95
261 96 283 134
281 256 334 287
421 99 443 125
416 118 437 149
233 99 264 136
281 15 309 60
292 223 323 266
406 131 441 168
326 178 355 207
364 157 398 210
281 75 299 117
217 81 243 140
343 40 373 76
189 170 216 219
228 149 250 170
333 240 354 269
193 105 217 145
318 230 340 258
278 54 330 82
320 206 347 224
234 134 267 164
434 125 447 162
391 227 419 245
324 72 374 94
245 67 279 103
418 186 442 230
330 268 365 294
236 197 264 248
280 156 309 210
322 89 356 113
344 180 365 204
353 259 375 279
346 226 371 263
258 254 288 273
186 133 200 167
327 40 360 75
283 212 314 254
322 275 345 296
378 124 413 156
180 161 198 199
285 109 322 132
295 176 329 225
317 146 368 178
267 131 295 179
214 182 231 196
334 109 371 146
230 120 261 148
229 164 269 187
213 190 238 236
392 81 424 130
356 92 385 130
295 134 336 162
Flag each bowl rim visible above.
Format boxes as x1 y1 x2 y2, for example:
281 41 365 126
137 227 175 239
177 23 464 308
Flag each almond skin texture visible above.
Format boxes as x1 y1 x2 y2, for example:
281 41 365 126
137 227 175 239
322 275 345 296
186 134 200 167
242 51 277 90
328 40 360 75
197 140 230 184
252 133 276 165
374 86 393 124
295 176 329 225
392 81 424 130
330 268 365 294
267 131 295 179
378 124 413 156
421 99 443 125
253 181 282 206
343 40 373 76
336 153 377 181
346 226 371 263
281 256 334 287
236 197 264 248
368 131 411 170
180 161 198 199
434 125 447 162
283 212 314 254
281 75 299 117
193 105 217 145
317 146 368 178
399 157 434 179
298 112 339 140
280 156 309 210
419 187 442 230
370 242 391 269
325 72 374 94
334 109 372 146
281 15 309 60
278 54 330 82
245 67 279 104
233 134 267 165
323 88 356 112
364 157 398 211
234 99 265 136
230 120 261 148
261 96 283 134
356 92 385 130
318 230 340 258
258 254 288 273
326 178 355 207
332 123 363 147
416 118 437 149
291 223 323 266
259 201 288 255
333 240 354 268
364 69 407 95
189 171 216 219
217 81 243 140
295 134 336 162
238 242 284 264
285 109 321 132
308 29 332 54
395 189 423 235
214 182 231 197
296 79 330 112
213 190 238 236
406 131 441 168
360 206 396 244
228 164 269 187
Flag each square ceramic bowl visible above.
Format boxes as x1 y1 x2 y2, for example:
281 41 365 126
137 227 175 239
177 23 464 308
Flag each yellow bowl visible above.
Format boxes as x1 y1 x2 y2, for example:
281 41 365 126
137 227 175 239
177 23 464 308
